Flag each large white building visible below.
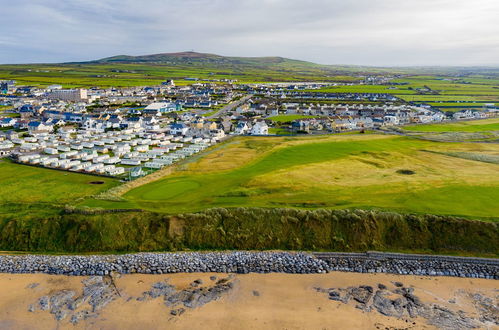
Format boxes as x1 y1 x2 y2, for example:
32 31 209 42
144 102 180 114
47 89 88 101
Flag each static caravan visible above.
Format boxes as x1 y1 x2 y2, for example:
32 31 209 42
44 148 58 155
121 159 141 166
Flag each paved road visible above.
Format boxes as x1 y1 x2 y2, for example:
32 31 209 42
206 94 253 119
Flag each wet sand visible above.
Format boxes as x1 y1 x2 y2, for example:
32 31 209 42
0 272 496 329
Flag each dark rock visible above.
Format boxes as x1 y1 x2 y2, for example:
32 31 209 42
351 286 373 304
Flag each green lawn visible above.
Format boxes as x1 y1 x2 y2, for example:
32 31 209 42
0 160 118 206
403 118 499 132
267 115 316 123
82 135 499 219
268 127 291 135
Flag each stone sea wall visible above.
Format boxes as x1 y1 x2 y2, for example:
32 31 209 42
0 251 496 279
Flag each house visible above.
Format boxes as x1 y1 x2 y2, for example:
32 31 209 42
292 120 310 132
431 111 445 122
0 118 17 128
234 121 250 135
28 121 54 133
124 117 143 130
45 118 66 127
221 119 233 133
203 122 218 131
82 118 105 131
383 115 399 126
19 104 34 114
250 121 269 135
179 112 197 122
169 123 190 136
143 117 160 130
452 109 482 120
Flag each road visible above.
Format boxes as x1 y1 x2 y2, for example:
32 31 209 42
205 94 253 119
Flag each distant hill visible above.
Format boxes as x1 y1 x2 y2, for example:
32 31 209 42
92 51 319 65
85 51 335 72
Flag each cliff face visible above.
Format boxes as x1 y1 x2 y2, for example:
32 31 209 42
0 208 496 255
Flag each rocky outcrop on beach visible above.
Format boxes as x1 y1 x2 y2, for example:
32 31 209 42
316 282 499 330
138 276 235 316
28 275 236 324
28 276 120 324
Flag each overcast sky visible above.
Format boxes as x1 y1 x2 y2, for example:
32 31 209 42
1 0 498 66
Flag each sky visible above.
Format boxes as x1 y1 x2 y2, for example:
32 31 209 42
0 0 498 66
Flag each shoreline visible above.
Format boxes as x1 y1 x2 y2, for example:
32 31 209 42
0 271 497 329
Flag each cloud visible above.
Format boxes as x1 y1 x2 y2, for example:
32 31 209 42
0 0 498 66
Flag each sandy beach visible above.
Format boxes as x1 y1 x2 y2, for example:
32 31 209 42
0 271 496 330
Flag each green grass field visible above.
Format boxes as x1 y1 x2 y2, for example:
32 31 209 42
267 115 316 123
268 127 291 135
81 134 499 220
426 102 495 107
0 62 363 88
0 160 118 207
303 75 499 107
402 118 499 132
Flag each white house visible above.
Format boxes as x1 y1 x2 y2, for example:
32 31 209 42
250 121 269 135
169 123 189 136
234 121 250 135
28 121 53 133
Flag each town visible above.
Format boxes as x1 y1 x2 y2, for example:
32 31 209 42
0 79 497 179
0 0 498 328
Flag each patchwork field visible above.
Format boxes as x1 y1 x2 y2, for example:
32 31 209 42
0 62 361 88
402 118 499 132
83 133 499 220
308 76 499 107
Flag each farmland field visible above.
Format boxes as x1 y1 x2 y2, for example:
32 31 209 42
402 118 499 132
0 62 362 88
82 134 499 220
303 75 499 108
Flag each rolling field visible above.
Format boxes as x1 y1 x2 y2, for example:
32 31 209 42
0 160 118 207
83 134 499 220
0 62 361 88
307 76 499 106
402 118 499 132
